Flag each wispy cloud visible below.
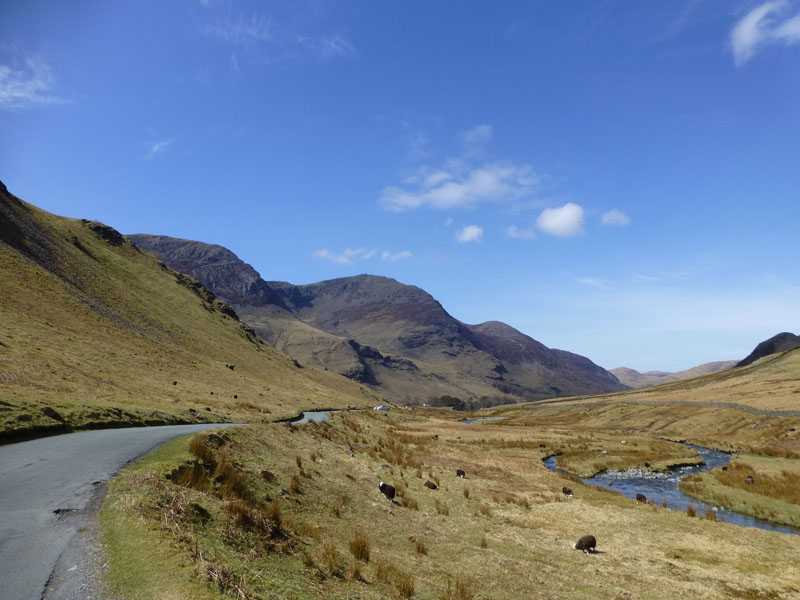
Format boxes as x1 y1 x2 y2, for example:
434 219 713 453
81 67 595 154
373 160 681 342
0 51 65 111
207 14 273 47
381 250 412 261
456 225 484 243
505 225 537 240
299 34 357 60
577 277 612 288
536 202 585 237
601 209 630 226
404 130 430 162
205 13 356 63
314 248 367 265
144 138 175 160
314 247 412 265
459 124 493 147
730 1 800 65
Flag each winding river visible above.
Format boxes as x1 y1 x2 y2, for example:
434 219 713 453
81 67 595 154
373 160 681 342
543 445 799 535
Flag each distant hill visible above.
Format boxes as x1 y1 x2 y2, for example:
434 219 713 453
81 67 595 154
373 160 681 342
611 361 737 389
129 235 626 405
736 332 800 367
0 183 376 439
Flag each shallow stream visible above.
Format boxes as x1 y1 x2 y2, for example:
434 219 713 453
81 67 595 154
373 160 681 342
543 445 798 535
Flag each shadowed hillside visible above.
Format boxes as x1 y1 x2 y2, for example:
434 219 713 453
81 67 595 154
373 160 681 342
128 235 626 406
0 183 377 440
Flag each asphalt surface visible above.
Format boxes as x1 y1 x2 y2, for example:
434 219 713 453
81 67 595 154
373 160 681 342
0 424 241 600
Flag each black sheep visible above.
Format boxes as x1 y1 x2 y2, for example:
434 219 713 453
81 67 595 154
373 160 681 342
379 481 396 500
573 535 597 553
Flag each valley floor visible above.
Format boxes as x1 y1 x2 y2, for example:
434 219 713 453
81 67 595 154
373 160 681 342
102 406 800 600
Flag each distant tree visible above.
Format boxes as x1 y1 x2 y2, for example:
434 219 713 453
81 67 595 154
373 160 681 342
438 395 468 411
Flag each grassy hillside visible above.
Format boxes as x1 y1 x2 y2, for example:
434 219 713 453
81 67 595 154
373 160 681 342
0 185 378 440
548 348 800 413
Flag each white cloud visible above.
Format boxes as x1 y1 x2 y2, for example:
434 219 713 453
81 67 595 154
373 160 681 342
456 225 484 243
381 250 412 261
0 52 64 111
459 124 493 147
144 138 175 160
601 209 630 226
505 225 537 240
730 1 800 65
536 202 585 237
380 161 538 212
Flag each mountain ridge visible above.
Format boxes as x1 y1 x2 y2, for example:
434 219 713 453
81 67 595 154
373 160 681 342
128 234 626 405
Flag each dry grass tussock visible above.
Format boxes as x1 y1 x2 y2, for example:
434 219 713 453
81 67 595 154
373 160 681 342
440 576 477 600
349 530 370 562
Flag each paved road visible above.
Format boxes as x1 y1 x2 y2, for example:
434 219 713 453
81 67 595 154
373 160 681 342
0 424 241 600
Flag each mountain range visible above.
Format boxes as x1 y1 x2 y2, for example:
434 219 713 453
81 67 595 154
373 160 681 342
128 234 627 405
610 361 738 389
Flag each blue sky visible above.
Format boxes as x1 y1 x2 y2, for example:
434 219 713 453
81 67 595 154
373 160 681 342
2 1 799 372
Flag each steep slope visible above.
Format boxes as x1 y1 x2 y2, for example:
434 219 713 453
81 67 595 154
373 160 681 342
130 235 626 404
737 332 800 367
611 361 738 389
0 183 377 440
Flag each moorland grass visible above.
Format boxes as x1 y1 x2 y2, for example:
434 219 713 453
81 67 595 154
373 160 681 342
103 411 800 600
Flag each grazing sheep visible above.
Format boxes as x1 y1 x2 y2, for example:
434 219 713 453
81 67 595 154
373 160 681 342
745 475 755 484
456 469 466 478
562 486 573 497
573 535 597 553
379 481 396 500
636 493 647 503
424 480 438 490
